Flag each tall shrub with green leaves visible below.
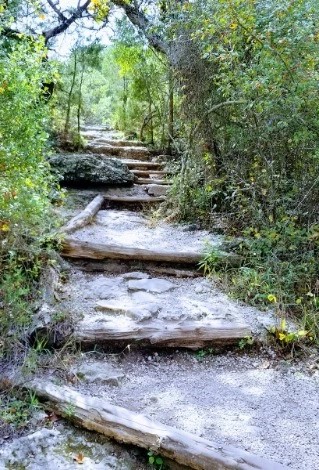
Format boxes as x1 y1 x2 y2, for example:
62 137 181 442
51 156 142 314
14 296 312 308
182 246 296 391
165 0 319 333
0 36 56 355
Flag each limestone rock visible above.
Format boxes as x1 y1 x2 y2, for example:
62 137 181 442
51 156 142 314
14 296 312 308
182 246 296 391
49 153 134 186
72 362 125 385
127 278 176 293
95 300 160 321
146 184 168 197
122 271 151 280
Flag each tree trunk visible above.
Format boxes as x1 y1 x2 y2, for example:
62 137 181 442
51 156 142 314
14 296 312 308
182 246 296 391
64 52 77 138
167 67 174 154
77 63 85 143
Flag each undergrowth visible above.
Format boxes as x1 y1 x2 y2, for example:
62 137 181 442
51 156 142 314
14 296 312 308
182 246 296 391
201 218 319 344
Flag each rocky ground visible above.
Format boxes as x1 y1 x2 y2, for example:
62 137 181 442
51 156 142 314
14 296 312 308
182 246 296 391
1 126 318 470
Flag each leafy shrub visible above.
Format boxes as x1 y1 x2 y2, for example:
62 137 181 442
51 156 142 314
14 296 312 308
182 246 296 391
202 218 319 340
0 36 57 356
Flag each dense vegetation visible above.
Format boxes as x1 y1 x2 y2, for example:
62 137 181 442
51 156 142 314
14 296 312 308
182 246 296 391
1 0 319 361
0 33 58 357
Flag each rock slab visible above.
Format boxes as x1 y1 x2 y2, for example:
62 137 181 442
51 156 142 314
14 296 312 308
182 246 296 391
127 278 176 293
49 153 134 186
72 362 125 385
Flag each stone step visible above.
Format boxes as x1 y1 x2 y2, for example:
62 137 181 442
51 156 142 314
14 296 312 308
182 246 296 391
144 184 168 197
86 145 150 161
136 177 172 185
131 169 169 176
104 195 166 204
121 160 164 169
87 138 146 148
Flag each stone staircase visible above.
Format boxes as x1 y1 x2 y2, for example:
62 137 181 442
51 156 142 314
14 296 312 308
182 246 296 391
84 127 172 200
4 125 315 470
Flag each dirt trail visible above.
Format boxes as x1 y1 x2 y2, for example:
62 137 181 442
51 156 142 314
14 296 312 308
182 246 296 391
2 127 319 470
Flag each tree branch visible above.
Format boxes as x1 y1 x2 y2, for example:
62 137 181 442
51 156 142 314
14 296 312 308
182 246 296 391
43 0 91 44
112 0 168 55
46 0 67 22
191 100 245 142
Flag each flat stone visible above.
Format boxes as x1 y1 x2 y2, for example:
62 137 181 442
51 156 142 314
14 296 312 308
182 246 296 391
86 277 125 299
127 278 176 293
146 184 168 197
95 300 160 321
122 271 151 280
73 362 125 385
95 301 127 314
131 291 158 304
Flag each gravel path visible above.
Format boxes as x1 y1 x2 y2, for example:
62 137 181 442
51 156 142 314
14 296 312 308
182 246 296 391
72 209 223 253
10 126 318 470
65 351 319 470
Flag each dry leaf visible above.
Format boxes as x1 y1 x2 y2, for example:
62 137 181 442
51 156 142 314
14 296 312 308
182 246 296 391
47 412 59 423
74 453 85 464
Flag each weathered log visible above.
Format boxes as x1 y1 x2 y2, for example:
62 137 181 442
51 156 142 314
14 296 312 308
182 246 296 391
149 266 201 278
122 160 164 169
60 195 104 234
131 169 169 176
104 195 166 203
62 238 203 264
75 317 251 348
62 238 241 267
17 380 287 470
90 138 145 147
136 178 171 185
87 145 150 161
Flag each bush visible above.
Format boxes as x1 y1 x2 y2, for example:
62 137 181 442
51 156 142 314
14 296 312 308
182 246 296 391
0 37 57 356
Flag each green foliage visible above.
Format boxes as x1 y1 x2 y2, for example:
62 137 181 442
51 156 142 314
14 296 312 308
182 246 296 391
0 35 57 356
53 41 104 144
166 0 319 222
202 218 319 340
0 390 41 428
164 0 319 336
238 336 255 350
147 451 166 469
55 17 174 148
195 348 214 360
267 318 312 354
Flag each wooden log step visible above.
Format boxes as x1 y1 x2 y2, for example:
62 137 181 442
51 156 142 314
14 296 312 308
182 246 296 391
122 160 164 169
131 169 169 176
148 266 201 277
76 317 251 348
62 238 203 264
104 195 166 203
60 195 104 234
87 145 150 161
14 380 287 470
136 178 172 185
90 138 145 148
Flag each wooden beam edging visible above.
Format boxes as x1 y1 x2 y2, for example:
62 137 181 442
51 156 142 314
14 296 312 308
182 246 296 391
16 380 288 470
61 238 242 267
75 317 251 348
60 195 105 234
62 238 203 264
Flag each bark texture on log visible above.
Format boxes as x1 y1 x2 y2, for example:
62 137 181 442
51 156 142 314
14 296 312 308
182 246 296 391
123 161 164 169
62 238 203 264
18 380 287 470
131 170 169 176
136 178 171 185
60 195 104 234
62 238 241 266
104 195 166 203
75 317 251 348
